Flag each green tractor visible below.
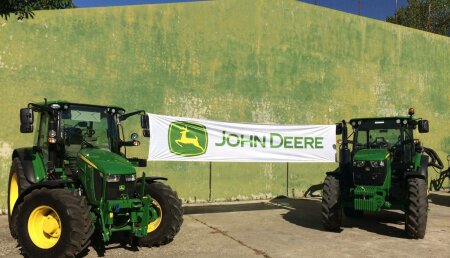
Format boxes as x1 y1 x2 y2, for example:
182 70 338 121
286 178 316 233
8 100 183 257
322 108 443 239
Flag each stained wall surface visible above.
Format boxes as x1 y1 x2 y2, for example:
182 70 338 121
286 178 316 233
0 0 449 207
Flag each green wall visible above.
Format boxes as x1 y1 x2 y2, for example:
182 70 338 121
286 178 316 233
0 0 449 208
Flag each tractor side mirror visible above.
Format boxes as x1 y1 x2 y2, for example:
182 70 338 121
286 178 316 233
336 123 343 135
140 114 150 137
418 120 429 133
20 108 34 133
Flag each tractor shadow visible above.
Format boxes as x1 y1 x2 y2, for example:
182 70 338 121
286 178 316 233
184 196 407 239
79 231 140 257
270 197 407 239
428 192 450 208
184 200 285 215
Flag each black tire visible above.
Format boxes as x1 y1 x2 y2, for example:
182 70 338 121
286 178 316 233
8 157 31 239
321 174 342 231
405 177 428 239
16 188 94 257
344 207 364 218
137 182 183 247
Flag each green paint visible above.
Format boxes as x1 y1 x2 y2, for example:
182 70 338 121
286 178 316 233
31 149 46 182
79 149 135 175
354 149 389 161
0 0 449 207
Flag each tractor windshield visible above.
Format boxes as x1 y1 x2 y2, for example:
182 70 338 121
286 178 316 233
61 105 116 157
353 119 413 150
355 128 401 150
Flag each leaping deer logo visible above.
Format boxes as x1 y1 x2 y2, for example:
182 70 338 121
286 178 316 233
175 126 205 152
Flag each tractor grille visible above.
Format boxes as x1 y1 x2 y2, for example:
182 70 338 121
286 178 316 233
354 161 387 186
105 176 135 200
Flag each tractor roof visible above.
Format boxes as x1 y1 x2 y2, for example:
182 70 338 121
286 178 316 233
349 116 411 123
34 100 126 112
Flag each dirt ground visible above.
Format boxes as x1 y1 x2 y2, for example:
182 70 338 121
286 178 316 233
1 191 450 257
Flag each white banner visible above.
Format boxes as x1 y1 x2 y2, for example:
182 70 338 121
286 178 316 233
148 114 336 162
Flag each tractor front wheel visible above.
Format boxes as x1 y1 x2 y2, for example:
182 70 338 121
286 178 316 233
405 177 428 239
321 174 342 231
137 181 183 247
16 188 94 257
8 157 31 239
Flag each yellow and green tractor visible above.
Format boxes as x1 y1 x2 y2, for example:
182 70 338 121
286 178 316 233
8 100 183 257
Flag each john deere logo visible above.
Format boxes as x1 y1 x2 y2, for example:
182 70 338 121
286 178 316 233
169 121 208 156
119 185 125 191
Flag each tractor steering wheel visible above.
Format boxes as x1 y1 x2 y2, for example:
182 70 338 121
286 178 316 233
372 137 388 148
80 139 94 149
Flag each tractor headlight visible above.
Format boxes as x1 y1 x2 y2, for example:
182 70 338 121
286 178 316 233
125 174 136 182
370 160 385 168
353 160 365 167
106 175 120 183
48 129 57 137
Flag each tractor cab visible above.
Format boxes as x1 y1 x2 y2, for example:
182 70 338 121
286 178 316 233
20 101 149 176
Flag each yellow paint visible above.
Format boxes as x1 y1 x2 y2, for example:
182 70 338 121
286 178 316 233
9 173 18 215
147 199 162 233
175 126 205 151
28 205 61 249
78 154 98 169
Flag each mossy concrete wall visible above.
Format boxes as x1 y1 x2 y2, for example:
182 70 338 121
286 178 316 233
0 0 449 207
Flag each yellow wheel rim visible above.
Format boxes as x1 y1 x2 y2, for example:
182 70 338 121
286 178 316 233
147 200 162 233
9 173 19 216
28 206 62 249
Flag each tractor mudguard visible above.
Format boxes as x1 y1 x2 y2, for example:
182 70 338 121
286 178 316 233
326 167 341 176
418 155 429 180
137 176 168 185
404 155 428 180
11 179 72 218
12 148 39 184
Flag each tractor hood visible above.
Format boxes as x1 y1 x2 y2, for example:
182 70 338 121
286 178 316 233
78 148 135 175
353 149 389 161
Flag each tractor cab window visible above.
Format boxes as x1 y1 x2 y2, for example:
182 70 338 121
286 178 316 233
355 128 401 150
37 112 50 161
61 106 111 157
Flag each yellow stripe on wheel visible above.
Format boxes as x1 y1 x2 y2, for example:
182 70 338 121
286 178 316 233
9 173 18 216
28 206 62 249
147 200 162 233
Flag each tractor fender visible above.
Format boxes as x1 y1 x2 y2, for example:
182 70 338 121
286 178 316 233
11 180 72 220
418 155 429 180
405 155 428 181
137 176 168 185
12 148 38 184
325 167 341 177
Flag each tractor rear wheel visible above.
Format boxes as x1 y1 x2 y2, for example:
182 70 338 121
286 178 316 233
321 174 342 231
8 157 31 239
405 177 428 239
16 188 94 257
137 182 183 247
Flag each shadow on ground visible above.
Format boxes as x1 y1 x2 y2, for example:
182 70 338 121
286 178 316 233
185 196 409 239
429 192 450 207
184 199 287 215
271 197 407 239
